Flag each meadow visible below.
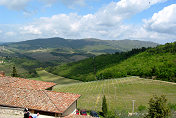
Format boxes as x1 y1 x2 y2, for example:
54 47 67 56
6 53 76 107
53 77 176 113
30 70 80 85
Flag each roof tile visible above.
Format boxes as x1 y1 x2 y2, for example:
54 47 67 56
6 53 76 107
0 86 80 113
0 76 81 114
0 77 56 90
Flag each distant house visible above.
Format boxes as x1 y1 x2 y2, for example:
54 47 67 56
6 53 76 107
0 72 82 117
0 61 4 64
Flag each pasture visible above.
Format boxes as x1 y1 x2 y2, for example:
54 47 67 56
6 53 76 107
53 77 176 112
31 70 80 85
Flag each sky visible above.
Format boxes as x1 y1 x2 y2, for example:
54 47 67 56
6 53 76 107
0 0 176 44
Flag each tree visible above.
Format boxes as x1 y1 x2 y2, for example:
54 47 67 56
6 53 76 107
145 95 170 118
102 95 108 116
11 66 18 77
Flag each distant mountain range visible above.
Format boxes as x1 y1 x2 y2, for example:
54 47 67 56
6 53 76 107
6 37 158 53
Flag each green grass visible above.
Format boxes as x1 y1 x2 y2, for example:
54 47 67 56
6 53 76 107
0 63 28 76
30 70 81 85
53 77 176 112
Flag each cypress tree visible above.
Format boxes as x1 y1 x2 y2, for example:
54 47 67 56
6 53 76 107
11 66 18 77
102 95 108 116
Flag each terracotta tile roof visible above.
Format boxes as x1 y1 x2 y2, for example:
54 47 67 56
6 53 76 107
0 76 20 85
0 77 56 90
0 86 81 114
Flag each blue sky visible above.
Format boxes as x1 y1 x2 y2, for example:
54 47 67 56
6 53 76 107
0 0 176 44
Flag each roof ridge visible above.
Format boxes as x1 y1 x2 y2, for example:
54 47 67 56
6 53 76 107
1 76 56 84
33 80 61 113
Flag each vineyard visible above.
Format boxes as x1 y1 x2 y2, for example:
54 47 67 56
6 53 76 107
53 77 176 112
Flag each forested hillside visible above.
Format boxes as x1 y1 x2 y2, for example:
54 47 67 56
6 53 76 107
47 47 148 81
49 42 176 82
97 42 176 82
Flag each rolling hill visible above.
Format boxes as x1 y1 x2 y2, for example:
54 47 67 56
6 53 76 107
6 37 158 53
48 47 149 81
0 37 158 78
50 42 176 82
96 42 176 82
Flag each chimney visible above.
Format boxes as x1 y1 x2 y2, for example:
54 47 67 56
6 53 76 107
0 71 5 77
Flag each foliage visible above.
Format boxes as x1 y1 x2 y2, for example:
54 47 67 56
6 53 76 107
168 103 176 111
102 95 108 116
105 111 118 118
11 66 18 77
145 95 170 118
138 105 146 112
97 42 176 82
49 42 176 82
49 47 148 81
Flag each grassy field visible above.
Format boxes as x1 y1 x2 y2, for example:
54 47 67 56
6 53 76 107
30 70 80 85
53 77 176 113
0 63 28 76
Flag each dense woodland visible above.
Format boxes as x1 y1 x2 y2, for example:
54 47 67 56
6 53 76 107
47 47 149 81
97 42 176 82
48 42 176 82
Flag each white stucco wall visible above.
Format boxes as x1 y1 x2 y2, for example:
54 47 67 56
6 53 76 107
0 106 24 115
62 101 77 117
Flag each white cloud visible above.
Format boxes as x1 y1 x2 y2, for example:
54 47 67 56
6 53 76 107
5 32 16 36
144 4 176 35
19 0 167 40
94 0 166 26
20 25 42 35
0 0 30 10
2 0 176 44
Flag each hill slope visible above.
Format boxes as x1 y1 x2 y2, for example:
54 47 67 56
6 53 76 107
50 42 176 82
31 70 80 85
97 42 176 82
0 37 158 78
48 47 148 81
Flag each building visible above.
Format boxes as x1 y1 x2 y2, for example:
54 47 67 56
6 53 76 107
0 73 81 117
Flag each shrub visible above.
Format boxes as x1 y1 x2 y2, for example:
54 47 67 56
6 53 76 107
145 95 170 118
138 105 146 112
